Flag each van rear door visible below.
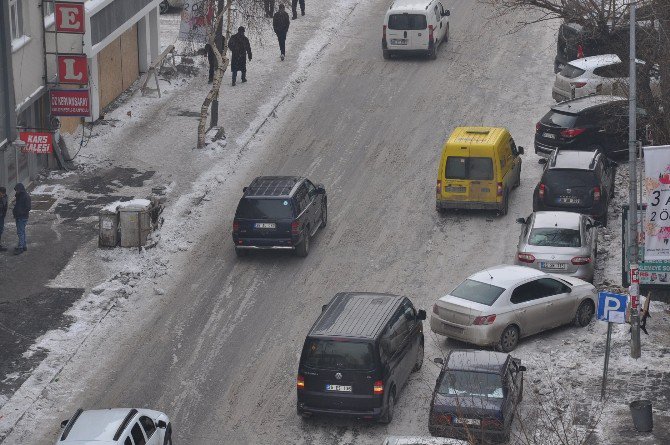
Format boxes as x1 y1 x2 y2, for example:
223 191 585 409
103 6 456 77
443 154 497 203
234 198 294 240
386 13 428 50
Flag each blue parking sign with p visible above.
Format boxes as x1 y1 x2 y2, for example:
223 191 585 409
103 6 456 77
597 291 628 324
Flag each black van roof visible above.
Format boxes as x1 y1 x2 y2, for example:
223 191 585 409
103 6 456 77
245 176 303 198
309 293 404 340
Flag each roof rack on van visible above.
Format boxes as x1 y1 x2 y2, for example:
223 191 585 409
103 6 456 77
465 129 490 135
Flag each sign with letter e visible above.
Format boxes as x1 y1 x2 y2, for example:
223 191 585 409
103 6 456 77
597 291 628 324
55 1 86 34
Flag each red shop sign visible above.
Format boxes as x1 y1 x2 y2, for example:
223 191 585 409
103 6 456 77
50 89 91 117
19 132 53 154
55 1 86 34
57 54 88 84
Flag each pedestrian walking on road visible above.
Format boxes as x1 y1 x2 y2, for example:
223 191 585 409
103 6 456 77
273 4 290 61
12 183 30 255
0 187 7 252
264 0 275 17
204 43 218 84
227 26 252 86
291 0 304 19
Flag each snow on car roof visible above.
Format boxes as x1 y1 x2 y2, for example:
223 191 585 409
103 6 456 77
568 54 621 70
533 211 581 230
61 408 133 442
468 265 544 289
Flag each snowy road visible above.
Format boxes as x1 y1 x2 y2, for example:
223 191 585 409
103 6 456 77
2 0 565 443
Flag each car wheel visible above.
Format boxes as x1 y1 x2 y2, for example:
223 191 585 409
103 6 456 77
519 374 524 402
380 389 395 424
515 169 521 188
428 45 437 60
574 300 595 327
163 424 172 445
383 50 390 60
159 0 169 14
320 202 327 228
235 248 247 258
498 191 509 216
498 325 519 352
444 24 449 43
412 341 424 372
295 231 310 257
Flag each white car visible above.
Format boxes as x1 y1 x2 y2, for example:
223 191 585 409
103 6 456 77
382 0 450 60
56 408 172 445
552 54 659 102
430 265 596 352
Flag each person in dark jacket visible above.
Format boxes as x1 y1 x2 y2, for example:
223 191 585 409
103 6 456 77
264 0 275 17
12 183 30 255
204 43 218 83
227 26 252 86
0 187 7 252
273 4 290 61
291 0 305 19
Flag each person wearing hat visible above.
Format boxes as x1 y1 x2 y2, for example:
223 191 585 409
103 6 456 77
0 187 7 251
12 182 31 254
227 26 252 86
273 4 290 61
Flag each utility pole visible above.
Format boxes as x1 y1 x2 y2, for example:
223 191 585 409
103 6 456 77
210 0 226 128
628 1 641 359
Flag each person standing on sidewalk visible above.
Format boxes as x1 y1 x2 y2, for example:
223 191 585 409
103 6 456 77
12 183 30 255
291 0 305 19
264 0 275 17
204 43 218 84
0 187 7 252
273 4 290 61
227 26 252 86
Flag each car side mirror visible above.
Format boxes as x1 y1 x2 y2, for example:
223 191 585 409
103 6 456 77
433 357 444 365
538 158 548 165
157 420 167 429
443 9 450 16
316 186 326 194
417 309 427 320
519 365 527 372
243 186 248 193
322 304 328 311
60 419 69 429
518 146 525 155
516 217 526 225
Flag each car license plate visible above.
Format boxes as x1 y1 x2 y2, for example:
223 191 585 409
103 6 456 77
390 39 407 45
445 186 466 193
254 223 276 229
325 384 352 392
542 132 556 139
541 262 567 270
559 197 581 204
456 418 480 426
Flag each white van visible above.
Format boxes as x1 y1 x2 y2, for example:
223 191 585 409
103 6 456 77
382 0 450 60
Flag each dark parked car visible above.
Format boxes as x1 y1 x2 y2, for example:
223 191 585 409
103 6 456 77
297 292 427 423
232 176 327 257
534 95 648 160
429 350 525 443
533 150 615 225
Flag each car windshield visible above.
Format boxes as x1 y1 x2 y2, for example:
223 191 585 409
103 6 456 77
445 157 493 181
438 371 504 399
541 110 578 128
388 14 427 30
235 198 293 220
302 340 375 371
544 169 598 188
450 279 505 306
560 64 586 78
529 228 581 247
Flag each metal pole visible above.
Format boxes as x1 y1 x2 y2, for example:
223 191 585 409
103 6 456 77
628 1 641 359
601 322 613 399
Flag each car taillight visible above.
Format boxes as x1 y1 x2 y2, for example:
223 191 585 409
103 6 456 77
373 380 384 395
428 25 434 41
572 256 591 265
233 221 240 233
517 252 536 263
577 44 584 58
571 82 587 88
539 183 546 199
496 182 503 196
593 186 601 201
297 375 305 389
382 25 387 42
291 220 299 235
432 303 439 314
473 314 497 325
535 122 541 132
560 127 586 138
436 179 442 195
482 417 502 428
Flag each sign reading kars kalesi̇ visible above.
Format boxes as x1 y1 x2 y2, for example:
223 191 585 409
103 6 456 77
50 89 91 116
18 132 53 154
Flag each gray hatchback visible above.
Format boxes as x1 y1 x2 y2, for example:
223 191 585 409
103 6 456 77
515 211 598 282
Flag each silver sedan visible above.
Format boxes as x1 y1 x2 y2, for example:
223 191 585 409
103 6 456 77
430 265 596 352
514 211 598 282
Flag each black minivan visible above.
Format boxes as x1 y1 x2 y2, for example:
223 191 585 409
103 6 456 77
297 293 427 423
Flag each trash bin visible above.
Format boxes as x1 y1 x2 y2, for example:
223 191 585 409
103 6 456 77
119 199 152 248
99 206 120 247
629 399 653 432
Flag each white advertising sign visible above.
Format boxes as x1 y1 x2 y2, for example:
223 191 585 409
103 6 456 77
643 145 670 260
178 0 214 43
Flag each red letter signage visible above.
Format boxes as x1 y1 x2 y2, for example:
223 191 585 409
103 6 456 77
19 132 54 154
50 89 91 117
57 54 88 84
55 2 85 34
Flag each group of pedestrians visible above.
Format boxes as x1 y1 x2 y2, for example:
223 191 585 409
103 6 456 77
0 183 31 255
208 1 305 86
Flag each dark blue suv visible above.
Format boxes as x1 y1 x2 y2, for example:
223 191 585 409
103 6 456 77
232 176 327 257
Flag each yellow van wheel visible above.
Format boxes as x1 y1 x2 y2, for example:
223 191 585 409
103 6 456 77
498 191 509 216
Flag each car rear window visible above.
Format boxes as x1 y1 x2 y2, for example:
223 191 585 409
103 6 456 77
544 169 598 188
450 279 505 306
302 339 375 371
560 64 586 79
235 198 293 220
445 157 493 181
438 371 503 399
388 14 427 30
541 110 578 128
529 228 581 247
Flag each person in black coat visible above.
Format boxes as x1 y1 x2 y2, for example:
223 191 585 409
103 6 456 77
12 183 30 254
204 43 218 83
227 26 252 86
273 4 290 60
291 0 305 19
0 187 7 251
